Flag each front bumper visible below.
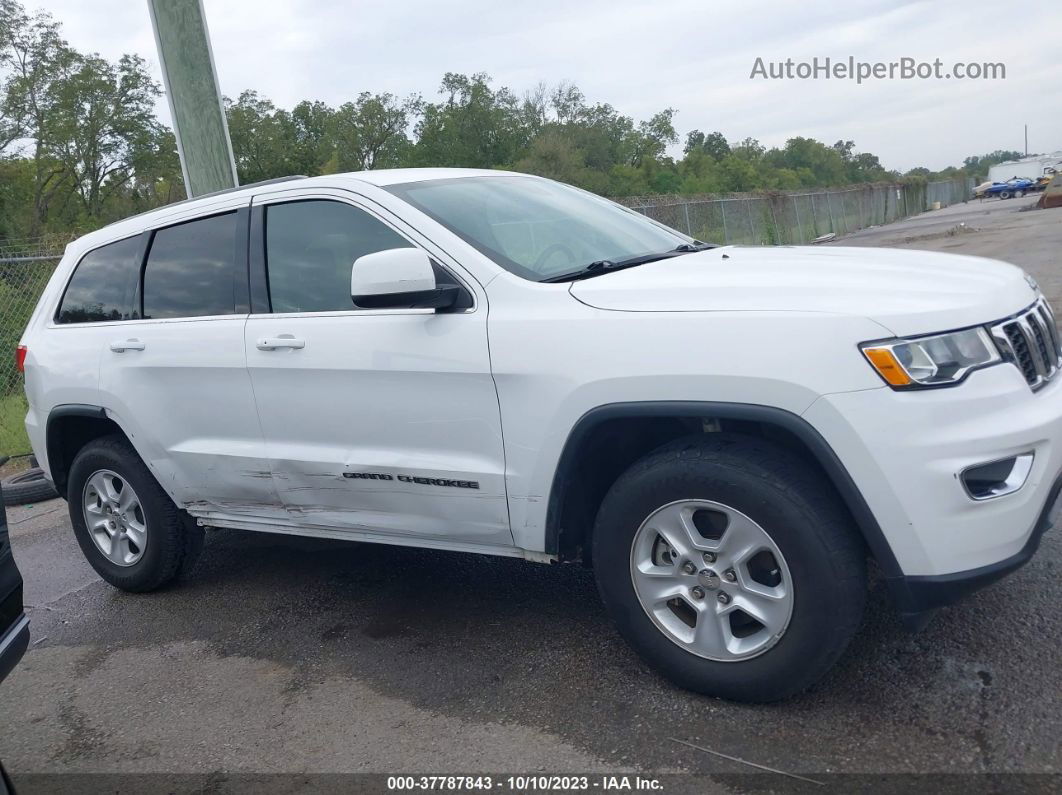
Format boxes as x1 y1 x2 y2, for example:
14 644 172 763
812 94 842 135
805 362 1062 625
889 472 1059 628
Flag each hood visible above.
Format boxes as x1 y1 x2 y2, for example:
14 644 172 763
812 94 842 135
568 245 1036 336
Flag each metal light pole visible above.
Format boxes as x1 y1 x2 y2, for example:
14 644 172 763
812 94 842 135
147 0 238 198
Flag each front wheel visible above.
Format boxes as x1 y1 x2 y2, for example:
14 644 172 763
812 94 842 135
592 434 866 702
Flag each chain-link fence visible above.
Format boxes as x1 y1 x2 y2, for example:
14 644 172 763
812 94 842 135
615 178 973 245
1 237 64 458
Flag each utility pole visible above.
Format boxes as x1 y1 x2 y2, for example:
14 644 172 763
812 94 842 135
147 0 238 198
1024 124 1028 156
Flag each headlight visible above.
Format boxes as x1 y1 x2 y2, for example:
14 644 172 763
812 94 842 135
861 327 1001 389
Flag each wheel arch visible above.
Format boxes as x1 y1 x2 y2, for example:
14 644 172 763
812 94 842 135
45 404 132 498
544 401 903 579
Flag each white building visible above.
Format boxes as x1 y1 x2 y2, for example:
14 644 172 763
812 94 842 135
988 152 1062 182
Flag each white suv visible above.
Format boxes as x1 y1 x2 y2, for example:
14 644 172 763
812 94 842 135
18 169 1060 701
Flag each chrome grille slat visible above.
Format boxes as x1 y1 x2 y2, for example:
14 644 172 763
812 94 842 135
1020 315 1049 377
992 299 1062 390
1038 302 1062 364
1029 310 1057 376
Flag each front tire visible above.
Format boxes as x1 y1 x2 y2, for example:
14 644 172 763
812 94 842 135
68 435 204 592
592 434 866 702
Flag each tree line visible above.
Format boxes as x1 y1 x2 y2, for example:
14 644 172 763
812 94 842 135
0 1 1025 243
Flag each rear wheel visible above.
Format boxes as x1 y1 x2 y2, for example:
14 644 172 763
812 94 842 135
592 434 866 702
68 436 204 592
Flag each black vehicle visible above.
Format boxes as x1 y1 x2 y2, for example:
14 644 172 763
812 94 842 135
0 481 29 684
0 478 28 794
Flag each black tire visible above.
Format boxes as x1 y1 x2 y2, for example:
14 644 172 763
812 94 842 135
999 190 1011 199
1015 189 1025 198
67 435 204 592
592 434 866 702
2 467 59 506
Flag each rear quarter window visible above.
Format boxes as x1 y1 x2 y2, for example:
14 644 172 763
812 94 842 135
56 236 142 324
142 212 238 319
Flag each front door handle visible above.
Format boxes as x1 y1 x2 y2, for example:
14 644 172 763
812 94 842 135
109 339 145 353
256 335 305 351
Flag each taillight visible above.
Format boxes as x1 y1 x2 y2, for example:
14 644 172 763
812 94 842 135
16 345 27 373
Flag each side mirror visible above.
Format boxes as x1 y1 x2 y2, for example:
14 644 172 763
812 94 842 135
350 248 459 311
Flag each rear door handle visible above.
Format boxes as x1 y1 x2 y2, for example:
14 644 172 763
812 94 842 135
256 335 305 351
109 339 145 353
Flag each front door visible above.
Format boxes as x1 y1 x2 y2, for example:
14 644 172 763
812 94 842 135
243 193 511 547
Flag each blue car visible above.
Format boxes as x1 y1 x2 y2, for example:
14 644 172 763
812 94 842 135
982 178 1036 199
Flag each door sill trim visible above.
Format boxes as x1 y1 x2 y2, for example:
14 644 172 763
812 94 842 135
198 513 529 559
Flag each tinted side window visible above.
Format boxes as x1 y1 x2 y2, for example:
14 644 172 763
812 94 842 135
265 200 412 313
57 236 141 323
143 213 238 319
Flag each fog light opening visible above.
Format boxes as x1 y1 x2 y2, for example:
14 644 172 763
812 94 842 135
961 453 1035 501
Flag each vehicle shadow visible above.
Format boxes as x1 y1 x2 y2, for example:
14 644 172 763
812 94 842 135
31 525 1062 774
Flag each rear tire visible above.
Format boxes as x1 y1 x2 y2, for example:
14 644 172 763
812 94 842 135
67 435 204 592
592 434 866 702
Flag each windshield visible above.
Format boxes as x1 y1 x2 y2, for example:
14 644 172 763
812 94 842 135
385 175 691 281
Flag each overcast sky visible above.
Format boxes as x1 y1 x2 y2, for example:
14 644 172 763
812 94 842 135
33 0 1062 171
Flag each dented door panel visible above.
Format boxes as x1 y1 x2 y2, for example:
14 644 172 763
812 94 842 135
244 310 511 545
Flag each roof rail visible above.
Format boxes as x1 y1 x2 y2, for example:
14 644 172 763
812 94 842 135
198 175 309 200
101 175 310 229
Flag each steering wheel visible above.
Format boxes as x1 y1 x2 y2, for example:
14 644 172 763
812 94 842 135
533 243 578 274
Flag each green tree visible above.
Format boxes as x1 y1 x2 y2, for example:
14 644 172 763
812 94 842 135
289 99 334 175
44 52 162 217
0 0 24 152
513 128 586 185
630 108 677 166
225 90 301 182
328 92 418 171
2 4 75 232
730 137 766 162
684 130 729 160
769 137 847 187
413 72 529 167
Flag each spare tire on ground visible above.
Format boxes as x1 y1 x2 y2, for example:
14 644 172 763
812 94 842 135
2 467 59 506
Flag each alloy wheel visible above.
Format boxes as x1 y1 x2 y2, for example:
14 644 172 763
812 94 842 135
629 499 793 661
83 469 147 567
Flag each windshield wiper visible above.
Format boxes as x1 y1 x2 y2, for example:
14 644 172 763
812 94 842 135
541 241 717 283
673 240 715 252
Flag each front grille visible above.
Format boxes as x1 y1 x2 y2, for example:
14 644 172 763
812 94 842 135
991 299 1062 390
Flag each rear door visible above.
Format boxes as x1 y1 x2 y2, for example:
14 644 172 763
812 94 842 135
30 235 145 448
244 190 511 546
99 204 283 519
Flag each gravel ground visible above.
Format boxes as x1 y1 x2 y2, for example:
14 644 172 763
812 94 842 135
1 196 1059 792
